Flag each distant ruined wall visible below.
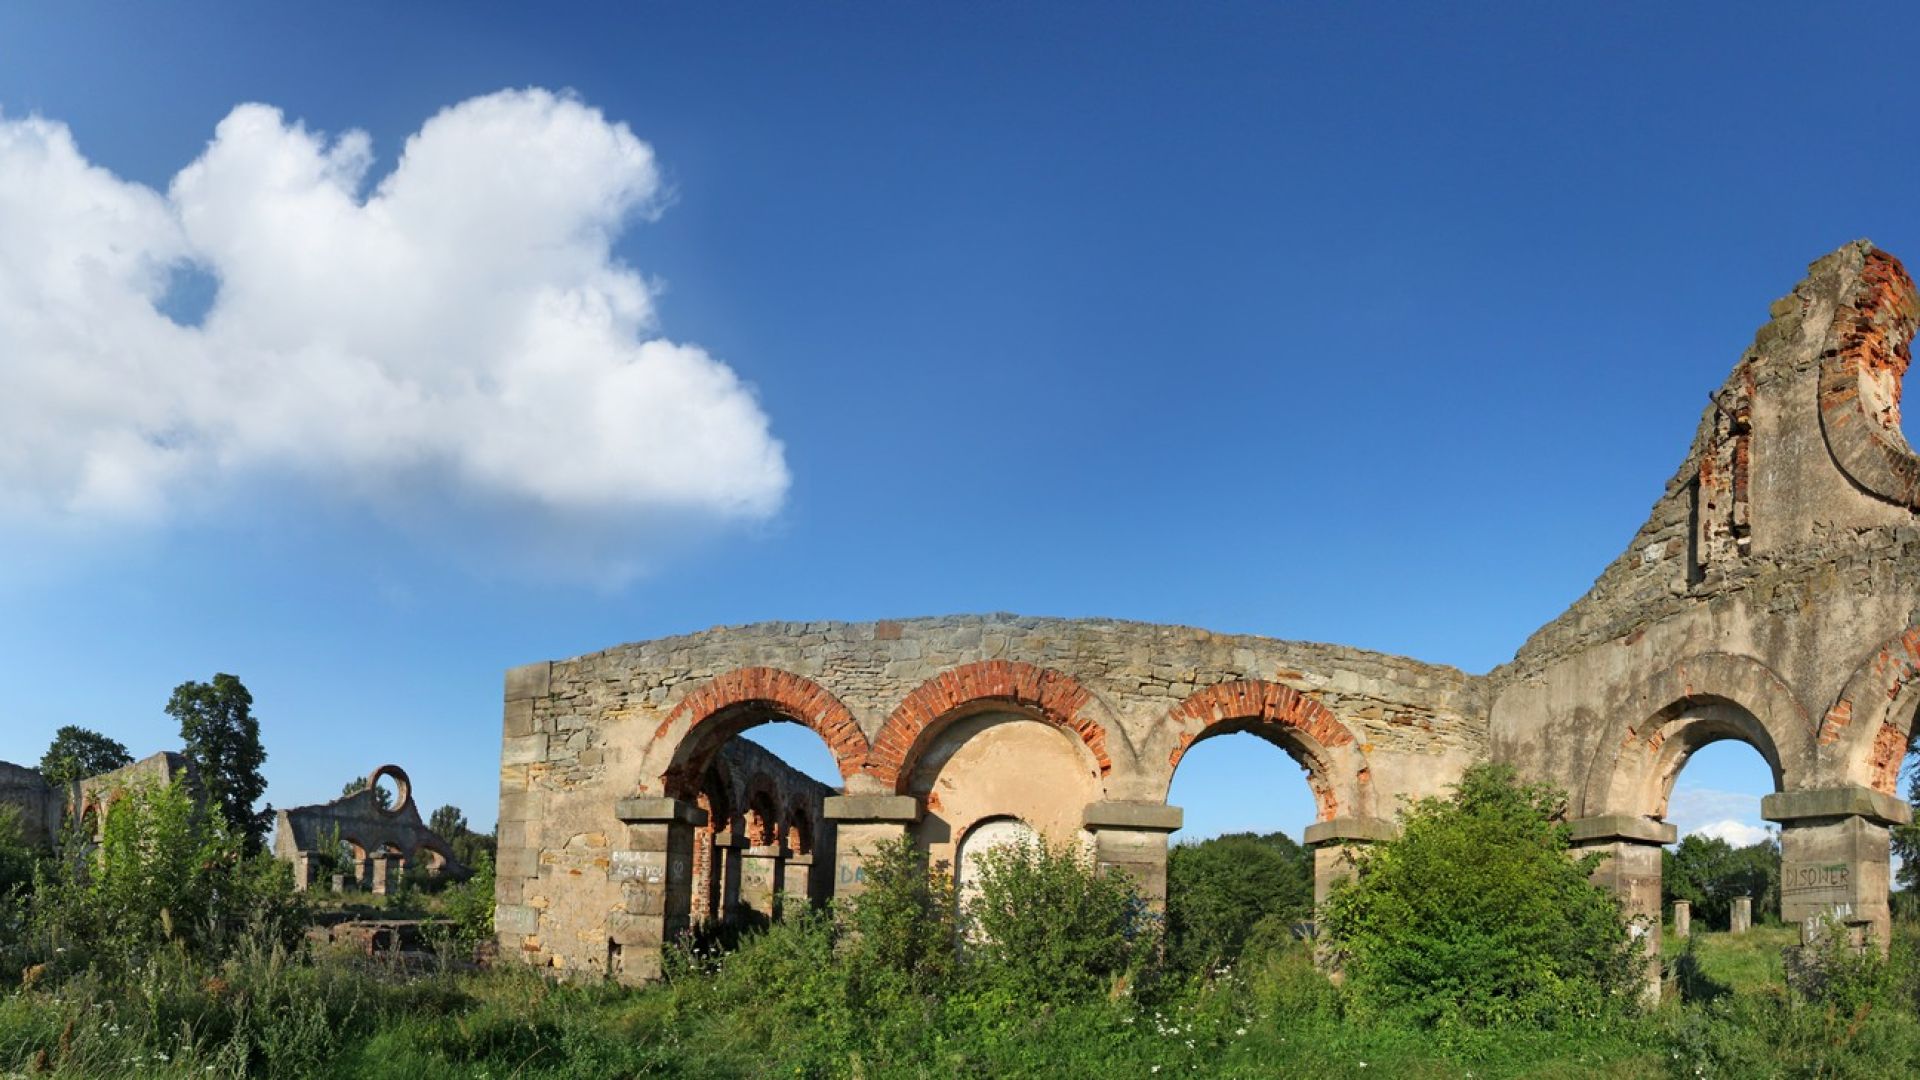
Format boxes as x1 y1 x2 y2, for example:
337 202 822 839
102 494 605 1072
500 242 1920 984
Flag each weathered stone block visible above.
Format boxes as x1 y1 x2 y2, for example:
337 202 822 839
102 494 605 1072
495 904 540 936
505 661 551 702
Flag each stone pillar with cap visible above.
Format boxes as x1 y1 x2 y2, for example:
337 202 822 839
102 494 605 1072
1303 816 1399 908
822 795 922 901
1082 801 1184 910
608 796 706 984
1730 896 1752 934
738 840 785 921
781 850 816 910
1569 814 1675 998
1764 784 1911 949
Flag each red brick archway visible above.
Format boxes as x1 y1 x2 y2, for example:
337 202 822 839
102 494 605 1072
659 668 869 796
866 661 1109 791
1820 625 1920 794
1162 680 1365 820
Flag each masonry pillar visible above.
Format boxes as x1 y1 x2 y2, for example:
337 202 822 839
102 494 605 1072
710 827 745 921
293 851 319 892
1303 816 1398 908
1569 815 1674 1000
609 797 705 984
1672 900 1691 939
1730 897 1752 934
369 851 402 895
782 852 816 911
1763 785 1911 949
821 795 922 900
1082 802 1183 910
738 841 785 922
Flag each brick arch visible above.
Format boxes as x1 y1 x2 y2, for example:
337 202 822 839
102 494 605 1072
1160 680 1371 821
1581 652 1810 819
1818 625 1920 794
866 661 1109 792
743 774 781 846
1818 246 1920 509
658 668 868 796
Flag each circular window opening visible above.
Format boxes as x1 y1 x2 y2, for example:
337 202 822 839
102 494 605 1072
366 765 412 817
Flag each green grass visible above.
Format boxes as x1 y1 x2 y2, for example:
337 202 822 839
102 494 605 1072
3 922 1919 1077
1662 924 1798 996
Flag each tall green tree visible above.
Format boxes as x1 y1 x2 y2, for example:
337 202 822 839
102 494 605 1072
168 674 269 852
37 725 133 786
1663 833 1780 927
1166 830 1313 976
429 804 468 838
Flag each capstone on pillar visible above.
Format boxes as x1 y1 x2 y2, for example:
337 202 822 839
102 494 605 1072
821 795 921 900
1082 801 1184 910
1763 785 1911 949
1302 816 1398 908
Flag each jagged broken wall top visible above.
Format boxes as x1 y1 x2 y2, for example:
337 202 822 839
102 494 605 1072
1505 241 1920 680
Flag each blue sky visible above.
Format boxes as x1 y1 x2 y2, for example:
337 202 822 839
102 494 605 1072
0 4 1908 841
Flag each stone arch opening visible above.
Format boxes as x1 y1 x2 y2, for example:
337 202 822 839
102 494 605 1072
691 761 734 927
657 668 867 798
868 661 1111 794
745 779 781 848
786 799 813 857
954 815 1037 902
1159 680 1373 822
902 703 1104 876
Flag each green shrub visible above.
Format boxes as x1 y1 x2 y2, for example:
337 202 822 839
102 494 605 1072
1166 830 1312 977
961 836 1159 1004
840 835 955 989
1320 763 1640 1025
29 776 305 976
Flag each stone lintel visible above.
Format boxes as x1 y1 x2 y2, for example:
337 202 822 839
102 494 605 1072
1083 801 1183 833
1303 816 1399 847
1762 785 1913 827
1568 815 1677 846
822 795 922 824
614 796 707 827
505 661 552 702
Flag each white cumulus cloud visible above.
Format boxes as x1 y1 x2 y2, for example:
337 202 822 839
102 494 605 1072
0 88 788 580
1689 819 1774 848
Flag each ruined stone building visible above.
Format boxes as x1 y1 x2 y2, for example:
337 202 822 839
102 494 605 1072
273 765 471 893
496 241 1920 984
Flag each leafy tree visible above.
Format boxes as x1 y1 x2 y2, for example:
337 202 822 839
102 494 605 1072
168 674 269 852
1663 833 1780 928
37 725 132 787
429 804 467 838
342 776 392 811
1166 830 1313 977
1320 763 1639 1025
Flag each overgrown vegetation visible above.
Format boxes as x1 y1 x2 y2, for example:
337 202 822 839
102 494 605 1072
1321 763 1642 1025
1165 829 1313 978
4 760 1920 1076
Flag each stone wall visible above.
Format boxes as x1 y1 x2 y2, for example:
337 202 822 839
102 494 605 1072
0 761 59 849
499 241 1920 985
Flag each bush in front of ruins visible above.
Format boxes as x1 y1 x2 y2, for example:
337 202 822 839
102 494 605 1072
1320 763 1640 1026
29 776 304 976
840 835 956 990
960 836 1160 1005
